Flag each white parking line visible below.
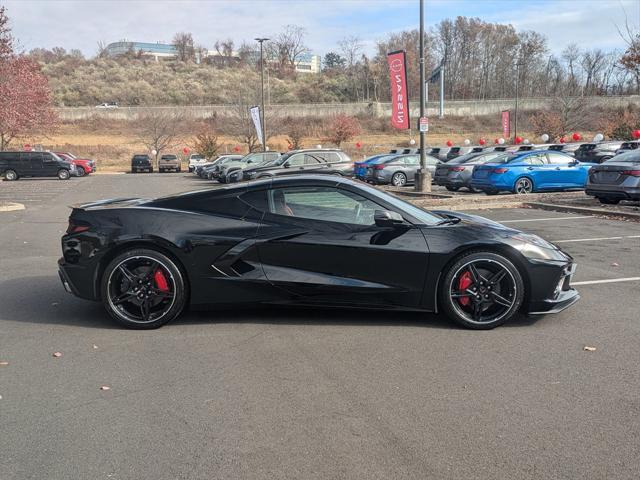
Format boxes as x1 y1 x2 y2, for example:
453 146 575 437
498 216 593 223
572 277 640 286
554 235 640 244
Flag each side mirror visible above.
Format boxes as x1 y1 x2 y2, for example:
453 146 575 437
283 162 290 168
569 160 579 166
374 210 405 227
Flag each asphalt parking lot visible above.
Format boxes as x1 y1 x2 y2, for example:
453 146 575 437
1 173 639 480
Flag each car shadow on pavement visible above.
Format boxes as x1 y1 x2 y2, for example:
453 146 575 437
0 275 544 330
0 275 116 329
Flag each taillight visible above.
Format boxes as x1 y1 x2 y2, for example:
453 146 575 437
373 164 385 170
66 219 90 234
493 167 508 173
450 167 465 172
622 170 640 177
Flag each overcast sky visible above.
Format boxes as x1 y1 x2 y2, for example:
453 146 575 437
4 0 639 58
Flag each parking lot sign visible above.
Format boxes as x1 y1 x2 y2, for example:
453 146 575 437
419 117 429 132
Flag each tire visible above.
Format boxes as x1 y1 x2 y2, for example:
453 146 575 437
514 177 534 194
177 167 181 173
445 186 459 192
485 190 499 195
58 169 71 180
439 251 525 330
598 197 620 205
391 172 407 187
100 248 188 329
4 169 18 181
76 167 86 177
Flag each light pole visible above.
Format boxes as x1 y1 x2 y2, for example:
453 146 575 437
415 0 430 192
255 37 269 152
514 62 523 143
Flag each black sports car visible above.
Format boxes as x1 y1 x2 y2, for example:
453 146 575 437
58 176 579 329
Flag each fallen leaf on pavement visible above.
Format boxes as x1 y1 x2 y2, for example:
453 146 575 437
92 345 98 349
52 352 62 358
583 346 597 352
100 386 110 391
611 262 619 267
0 361 8 366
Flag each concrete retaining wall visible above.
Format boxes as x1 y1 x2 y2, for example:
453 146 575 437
57 95 640 121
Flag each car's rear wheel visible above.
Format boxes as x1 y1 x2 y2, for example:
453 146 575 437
598 197 620 205
445 186 459 191
58 169 71 180
4 169 18 181
439 251 524 329
514 177 533 194
76 167 86 177
101 249 187 329
391 172 407 187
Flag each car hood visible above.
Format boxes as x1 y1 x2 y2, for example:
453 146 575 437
593 161 640 169
432 210 516 231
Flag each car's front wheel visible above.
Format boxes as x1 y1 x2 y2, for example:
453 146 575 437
101 248 188 329
58 169 71 180
439 251 525 329
391 172 407 187
4 169 18 181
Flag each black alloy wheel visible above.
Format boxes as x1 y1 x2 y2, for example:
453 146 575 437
440 251 524 329
101 249 187 329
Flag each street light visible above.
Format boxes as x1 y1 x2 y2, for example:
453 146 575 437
255 37 269 152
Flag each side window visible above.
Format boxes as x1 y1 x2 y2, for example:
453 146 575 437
285 154 304 167
267 187 383 226
404 155 419 166
522 154 546 166
28 152 43 166
325 152 341 163
304 154 322 165
546 153 572 165
42 153 56 163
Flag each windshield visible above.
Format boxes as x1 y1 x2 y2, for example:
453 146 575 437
605 151 640 163
354 183 442 225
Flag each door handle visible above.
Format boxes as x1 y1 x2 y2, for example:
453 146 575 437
526 167 534 170
555 167 561 170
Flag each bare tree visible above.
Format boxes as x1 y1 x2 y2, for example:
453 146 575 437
270 25 308 74
136 112 185 164
172 32 195 62
338 36 363 68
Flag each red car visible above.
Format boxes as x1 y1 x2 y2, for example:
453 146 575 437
55 152 96 177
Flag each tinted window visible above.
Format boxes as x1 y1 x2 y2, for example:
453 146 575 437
267 187 382 226
607 150 640 163
0 152 20 162
285 154 305 167
520 154 546 165
304 155 322 165
546 152 572 165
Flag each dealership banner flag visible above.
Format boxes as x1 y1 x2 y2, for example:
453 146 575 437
501 110 510 139
250 106 264 145
387 50 410 130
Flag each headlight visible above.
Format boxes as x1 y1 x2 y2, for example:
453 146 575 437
511 233 556 250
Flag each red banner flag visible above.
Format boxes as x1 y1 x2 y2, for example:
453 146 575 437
501 110 510 139
387 50 410 130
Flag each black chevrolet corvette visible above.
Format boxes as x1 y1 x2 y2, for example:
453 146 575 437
59 175 579 329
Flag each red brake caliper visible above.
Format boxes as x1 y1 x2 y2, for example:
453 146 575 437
153 269 170 292
458 271 472 306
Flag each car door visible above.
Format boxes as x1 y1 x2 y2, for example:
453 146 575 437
544 152 582 188
41 153 59 176
403 155 419 181
518 153 548 188
26 152 44 177
247 185 430 307
279 153 305 175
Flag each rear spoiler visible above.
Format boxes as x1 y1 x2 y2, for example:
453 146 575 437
70 197 149 210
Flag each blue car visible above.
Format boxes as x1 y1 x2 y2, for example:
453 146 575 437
354 154 393 179
470 150 596 194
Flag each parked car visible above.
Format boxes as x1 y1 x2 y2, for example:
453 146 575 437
188 153 207 172
585 150 640 204
58 175 579 330
219 152 281 183
470 150 596 195
615 141 640 154
388 147 420 155
354 154 394 180
131 154 153 173
197 155 244 179
158 154 181 173
55 152 96 177
365 153 440 187
95 102 118 109
1 151 75 180
547 143 583 156
242 149 353 180
429 146 451 161
446 146 484 161
574 141 625 164
434 151 509 192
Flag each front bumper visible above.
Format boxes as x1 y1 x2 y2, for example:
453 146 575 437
526 262 580 315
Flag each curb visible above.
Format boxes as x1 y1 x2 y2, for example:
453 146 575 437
0 202 25 212
525 202 640 221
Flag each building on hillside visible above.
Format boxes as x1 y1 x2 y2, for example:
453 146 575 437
105 40 321 73
105 41 178 61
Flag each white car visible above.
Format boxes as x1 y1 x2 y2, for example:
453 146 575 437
188 153 207 172
95 103 118 109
